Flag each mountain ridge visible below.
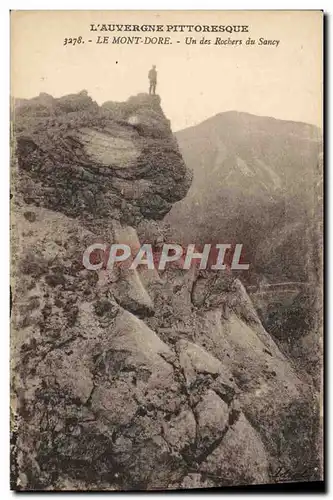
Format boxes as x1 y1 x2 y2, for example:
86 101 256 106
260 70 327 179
175 109 322 138
168 108 322 284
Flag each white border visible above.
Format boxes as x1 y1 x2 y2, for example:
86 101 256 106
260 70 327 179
2 1 330 498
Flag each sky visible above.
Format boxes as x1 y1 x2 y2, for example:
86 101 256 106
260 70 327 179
11 10 323 131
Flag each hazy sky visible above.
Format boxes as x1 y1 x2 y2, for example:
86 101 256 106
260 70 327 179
11 10 323 131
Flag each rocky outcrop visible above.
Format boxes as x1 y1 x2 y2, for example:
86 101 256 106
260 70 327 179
14 92 192 226
11 92 321 491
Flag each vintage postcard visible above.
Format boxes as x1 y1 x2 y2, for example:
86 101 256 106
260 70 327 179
10 10 323 491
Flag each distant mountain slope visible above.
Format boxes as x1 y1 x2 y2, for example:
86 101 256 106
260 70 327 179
167 111 322 283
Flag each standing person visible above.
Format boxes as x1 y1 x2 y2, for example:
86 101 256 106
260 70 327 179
148 65 157 95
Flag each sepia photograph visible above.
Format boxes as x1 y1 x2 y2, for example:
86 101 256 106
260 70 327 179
10 10 323 492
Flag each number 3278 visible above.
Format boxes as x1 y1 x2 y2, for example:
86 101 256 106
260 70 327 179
63 37 83 46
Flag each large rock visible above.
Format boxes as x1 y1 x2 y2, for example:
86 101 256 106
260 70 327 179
11 91 321 491
14 92 192 226
12 204 267 489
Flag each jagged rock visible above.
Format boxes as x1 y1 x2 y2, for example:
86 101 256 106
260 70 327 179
11 91 320 491
113 268 154 317
191 269 235 309
199 413 269 486
14 91 192 226
177 339 232 386
162 409 197 452
177 473 216 489
190 306 315 473
194 390 229 452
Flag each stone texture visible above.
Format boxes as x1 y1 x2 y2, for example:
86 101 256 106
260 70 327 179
200 413 269 486
11 91 320 491
14 92 192 226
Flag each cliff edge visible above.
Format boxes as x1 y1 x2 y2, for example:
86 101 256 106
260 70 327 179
11 92 320 490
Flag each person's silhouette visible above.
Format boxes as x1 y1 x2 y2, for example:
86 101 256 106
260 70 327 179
148 65 157 95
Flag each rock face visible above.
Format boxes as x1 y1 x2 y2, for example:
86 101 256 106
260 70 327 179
169 110 323 424
11 92 321 491
14 92 192 225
